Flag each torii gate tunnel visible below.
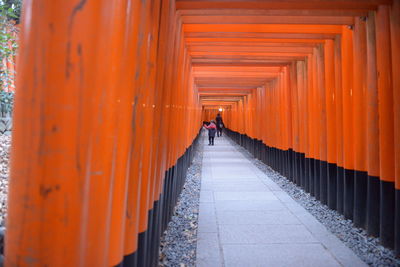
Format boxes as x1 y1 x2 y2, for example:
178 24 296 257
5 0 400 266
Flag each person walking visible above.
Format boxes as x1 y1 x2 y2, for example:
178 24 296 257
203 120 217 145
215 113 224 137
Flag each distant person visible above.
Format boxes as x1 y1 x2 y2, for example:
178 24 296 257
203 120 217 146
215 113 224 137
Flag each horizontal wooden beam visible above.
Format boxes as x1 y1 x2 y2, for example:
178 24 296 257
188 46 315 54
176 1 390 10
177 9 370 16
187 42 319 47
193 66 282 72
183 24 343 34
181 15 354 25
198 85 258 89
185 37 326 43
185 32 338 39
191 58 294 64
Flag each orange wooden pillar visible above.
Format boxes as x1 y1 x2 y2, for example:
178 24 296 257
107 0 161 264
282 67 292 179
309 52 318 197
365 10 381 238
273 80 279 173
147 2 178 264
352 17 368 229
376 4 396 248
122 3 152 262
279 72 288 176
334 35 345 214
135 2 161 265
324 39 337 210
341 26 354 220
316 44 328 205
6 1 142 266
289 62 300 185
390 0 400 255
297 60 308 191
306 54 315 196
142 1 170 265
286 67 294 182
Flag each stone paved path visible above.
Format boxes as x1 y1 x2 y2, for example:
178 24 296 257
196 133 366 267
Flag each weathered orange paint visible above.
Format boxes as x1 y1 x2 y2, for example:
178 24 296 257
390 0 400 189
353 18 368 173
376 5 395 183
324 39 337 165
366 11 380 178
341 26 354 171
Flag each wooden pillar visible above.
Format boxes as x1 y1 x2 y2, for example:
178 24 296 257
324 39 337 210
312 50 321 200
334 35 345 214
6 1 143 266
290 62 300 185
389 0 400 255
376 4 395 248
341 26 354 220
365 11 381 238
296 61 306 189
317 44 328 205
352 16 368 229
307 55 316 196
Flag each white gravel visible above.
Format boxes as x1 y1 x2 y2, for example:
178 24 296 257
229 138 400 267
0 134 10 227
158 138 203 267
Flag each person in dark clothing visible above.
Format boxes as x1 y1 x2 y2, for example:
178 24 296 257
203 120 217 145
215 113 224 137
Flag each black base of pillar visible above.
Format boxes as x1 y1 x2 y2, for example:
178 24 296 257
146 207 155 266
380 180 395 249
314 159 321 201
320 161 328 205
353 170 368 229
366 175 380 237
121 251 138 267
327 163 337 210
336 167 344 214
309 158 315 196
149 200 161 267
304 157 310 194
137 230 148 267
395 189 400 256
288 149 293 182
344 169 355 220
300 154 306 190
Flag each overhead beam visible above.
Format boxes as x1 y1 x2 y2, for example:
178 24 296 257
177 8 370 16
185 37 326 43
181 15 354 25
176 1 391 10
188 46 315 53
185 32 338 39
183 24 343 34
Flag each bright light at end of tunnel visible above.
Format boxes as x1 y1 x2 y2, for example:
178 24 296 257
219 108 223 112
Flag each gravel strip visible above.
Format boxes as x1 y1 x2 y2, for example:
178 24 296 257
229 138 400 267
159 138 203 267
0 134 10 227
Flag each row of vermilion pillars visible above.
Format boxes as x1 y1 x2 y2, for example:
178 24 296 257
5 0 202 266
225 3 400 255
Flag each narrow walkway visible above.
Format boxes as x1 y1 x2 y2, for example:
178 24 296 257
196 133 366 267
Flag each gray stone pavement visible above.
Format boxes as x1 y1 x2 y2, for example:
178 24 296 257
196 133 366 267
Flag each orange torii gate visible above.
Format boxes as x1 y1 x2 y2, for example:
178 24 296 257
5 0 400 266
